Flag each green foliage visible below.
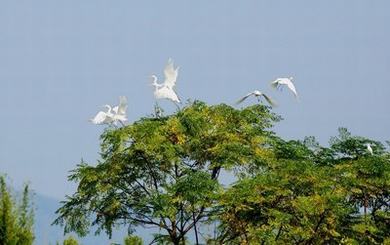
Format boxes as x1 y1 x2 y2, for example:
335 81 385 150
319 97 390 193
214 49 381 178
330 127 386 159
16 186 35 245
54 102 389 244
218 130 390 244
0 176 18 245
124 235 143 245
54 101 279 243
219 159 352 244
0 176 35 245
63 236 79 245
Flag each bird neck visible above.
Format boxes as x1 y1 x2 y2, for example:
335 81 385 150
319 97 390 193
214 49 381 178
104 105 112 113
151 75 160 88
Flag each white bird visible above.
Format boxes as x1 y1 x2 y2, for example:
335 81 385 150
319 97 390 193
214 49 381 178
112 96 128 123
366 143 373 155
90 96 128 126
236 90 277 107
271 77 298 98
89 105 115 125
151 59 181 103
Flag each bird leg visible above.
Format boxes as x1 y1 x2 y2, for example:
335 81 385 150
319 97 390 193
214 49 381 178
109 122 119 129
174 102 181 111
119 121 126 127
154 103 163 118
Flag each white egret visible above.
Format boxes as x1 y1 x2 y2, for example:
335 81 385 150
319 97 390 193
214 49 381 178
90 96 128 126
271 77 298 98
236 90 277 107
112 96 128 125
366 143 373 155
90 105 114 125
151 59 181 103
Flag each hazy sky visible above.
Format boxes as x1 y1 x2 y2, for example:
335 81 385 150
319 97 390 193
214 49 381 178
1 0 389 199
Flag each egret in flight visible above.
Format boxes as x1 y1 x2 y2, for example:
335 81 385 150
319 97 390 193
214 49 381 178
271 77 298 98
151 59 181 104
112 96 128 124
236 90 277 107
366 143 373 155
90 105 114 125
90 96 128 126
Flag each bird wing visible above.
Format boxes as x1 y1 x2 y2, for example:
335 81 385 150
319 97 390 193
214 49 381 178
90 111 108 124
112 113 128 122
262 94 277 107
285 80 298 98
117 96 128 115
155 86 180 103
112 106 119 114
236 92 255 104
163 59 179 88
166 88 181 103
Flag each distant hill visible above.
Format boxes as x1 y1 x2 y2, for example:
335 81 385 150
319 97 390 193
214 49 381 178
34 193 149 245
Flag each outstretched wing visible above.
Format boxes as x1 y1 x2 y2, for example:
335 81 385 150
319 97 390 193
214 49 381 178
117 96 128 115
163 87 180 103
90 111 108 125
262 94 277 107
236 92 255 104
163 58 179 89
154 86 180 103
285 80 298 98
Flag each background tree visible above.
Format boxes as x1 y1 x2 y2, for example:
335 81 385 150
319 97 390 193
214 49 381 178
0 176 35 245
217 129 390 244
53 101 280 244
218 139 352 244
62 236 79 245
124 235 143 245
0 176 18 245
329 128 390 244
16 185 35 245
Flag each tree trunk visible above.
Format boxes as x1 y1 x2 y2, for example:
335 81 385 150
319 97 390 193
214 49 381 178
170 233 181 245
170 229 182 245
172 238 181 245
193 212 199 245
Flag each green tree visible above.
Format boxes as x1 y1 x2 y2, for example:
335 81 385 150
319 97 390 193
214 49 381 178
63 236 79 245
0 176 35 245
217 129 390 244
53 101 389 244
124 235 143 245
330 128 390 244
16 185 35 245
53 101 280 244
0 176 18 245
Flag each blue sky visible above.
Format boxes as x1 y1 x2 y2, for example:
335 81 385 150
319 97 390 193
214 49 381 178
0 0 389 200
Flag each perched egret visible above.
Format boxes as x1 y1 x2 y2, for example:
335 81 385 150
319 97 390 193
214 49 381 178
271 77 298 98
151 59 181 103
90 96 128 126
236 90 277 107
366 143 373 155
